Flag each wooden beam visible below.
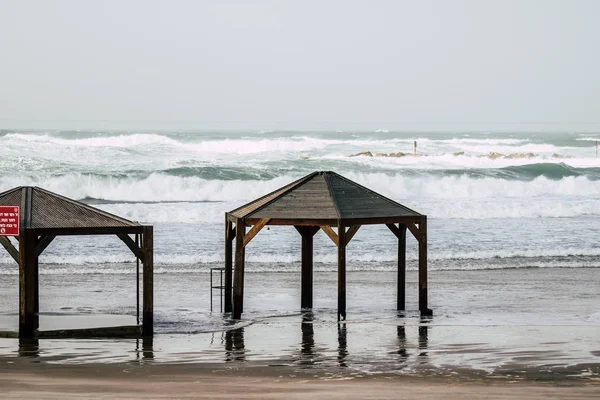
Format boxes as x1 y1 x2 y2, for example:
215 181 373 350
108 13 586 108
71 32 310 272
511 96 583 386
397 224 407 311
337 222 347 321
418 216 432 316
320 225 339 246
19 230 37 338
29 226 144 236
117 234 145 263
386 223 401 239
296 226 319 236
35 235 55 257
242 218 270 247
33 257 39 330
0 236 19 264
224 218 233 313
406 222 421 240
299 226 318 309
233 219 246 319
142 226 154 336
345 225 361 245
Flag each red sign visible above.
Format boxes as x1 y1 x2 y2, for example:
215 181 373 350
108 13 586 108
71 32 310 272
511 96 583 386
0 206 20 236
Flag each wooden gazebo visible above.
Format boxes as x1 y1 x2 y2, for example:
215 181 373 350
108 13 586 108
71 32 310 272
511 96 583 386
224 171 431 320
0 186 153 339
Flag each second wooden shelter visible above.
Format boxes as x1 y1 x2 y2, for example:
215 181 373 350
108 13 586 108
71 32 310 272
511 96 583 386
224 171 431 320
0 186 153 339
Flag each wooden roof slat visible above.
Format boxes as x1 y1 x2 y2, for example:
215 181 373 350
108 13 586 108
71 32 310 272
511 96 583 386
228 171 423 223
0 186 141 232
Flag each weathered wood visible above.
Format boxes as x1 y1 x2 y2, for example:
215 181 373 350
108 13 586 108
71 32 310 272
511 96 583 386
299 226 319 309
35 235 55 257
29 226 144 236
232 219 246 319
406 222 421 240
33 257 39 330
337 221 346 321
37 325 142 339
345 225 361 245
142 226 153 336
0 236 19 264
19 229 36 338
242 218 270 247
321 225 339 246
117 234 144 263
386 223 401 239
397 224 407 311
343 216 422 226
418 216 432 316
224 219 233 313
246 218 338 227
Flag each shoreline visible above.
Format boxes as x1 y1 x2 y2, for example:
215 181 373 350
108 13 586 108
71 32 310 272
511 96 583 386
1 360 599 399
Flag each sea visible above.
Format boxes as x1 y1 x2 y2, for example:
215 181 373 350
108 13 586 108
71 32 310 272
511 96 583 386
0 129 599 377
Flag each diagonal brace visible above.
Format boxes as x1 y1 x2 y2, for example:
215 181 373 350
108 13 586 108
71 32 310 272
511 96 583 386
243 218 271 247
320 225 339 246
345 225 361 245
406 222 422 241
36 235 55 257
117 233 145 263
0 236 19 264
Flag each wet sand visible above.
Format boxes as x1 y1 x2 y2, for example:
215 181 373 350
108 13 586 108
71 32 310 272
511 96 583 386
0 361 599 399
1 315 599 399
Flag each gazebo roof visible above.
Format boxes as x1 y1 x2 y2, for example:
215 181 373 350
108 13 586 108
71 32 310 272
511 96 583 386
0 186 142 234
228 171 422 224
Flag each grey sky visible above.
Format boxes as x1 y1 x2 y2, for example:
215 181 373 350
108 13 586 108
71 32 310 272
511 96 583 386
1 0 599 130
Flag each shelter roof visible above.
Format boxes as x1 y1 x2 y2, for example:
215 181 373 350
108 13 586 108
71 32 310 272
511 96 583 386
0 186 142 233
228 171 422 222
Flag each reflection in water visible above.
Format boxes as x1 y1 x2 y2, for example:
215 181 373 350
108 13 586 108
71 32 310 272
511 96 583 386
135 338 154 361
300 313 315 362
143 337 154 360
396 325 409 365
337 323 348 368
225 327 245 362
419 318 430 358
18 338 39 358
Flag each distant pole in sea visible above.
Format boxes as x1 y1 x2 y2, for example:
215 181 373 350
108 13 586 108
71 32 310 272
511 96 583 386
414 140 417 155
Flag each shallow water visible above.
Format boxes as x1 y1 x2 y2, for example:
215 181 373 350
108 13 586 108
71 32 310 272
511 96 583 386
0 268 598 380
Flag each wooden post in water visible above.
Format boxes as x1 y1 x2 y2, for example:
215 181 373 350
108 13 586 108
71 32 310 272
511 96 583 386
418 216 432 316
397 224 407 311
19 229 36 338
337 222 346 321
224 218 234 313
232 219 246 319
142 226 154 336
33 256 39 330
299 226 319 309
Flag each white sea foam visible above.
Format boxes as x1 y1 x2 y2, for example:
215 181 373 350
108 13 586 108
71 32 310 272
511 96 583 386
2 173 600 222
1 242 599 268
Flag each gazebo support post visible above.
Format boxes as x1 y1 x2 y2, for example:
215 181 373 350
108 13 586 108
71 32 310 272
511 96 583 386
33 256 39 330
232 219 246 319
337 222 346 321
142 226 154 336
397 224 407 311
224 218 234 313
298 226 319 309
19 230 37 339
418 216 432 316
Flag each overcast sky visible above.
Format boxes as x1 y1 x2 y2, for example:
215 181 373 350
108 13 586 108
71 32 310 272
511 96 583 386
1 0 599 131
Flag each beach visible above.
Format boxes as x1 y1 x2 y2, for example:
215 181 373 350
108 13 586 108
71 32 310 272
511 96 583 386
1 363 599 399
0 268 599 398
1 130 600 397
